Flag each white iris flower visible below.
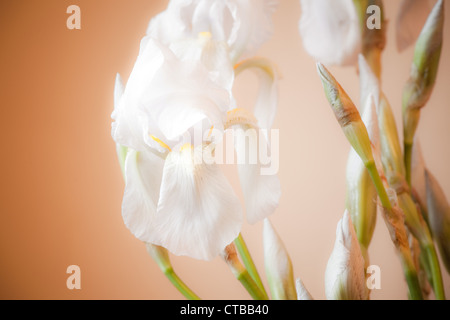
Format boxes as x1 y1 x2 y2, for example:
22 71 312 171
111 0 280 260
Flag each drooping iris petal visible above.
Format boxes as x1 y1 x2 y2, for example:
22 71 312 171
299 0 361 66
122 149 165 241
235 57 279 131
153 145 243 260
233 125 281 224
325 210 368 300
396 0 435 52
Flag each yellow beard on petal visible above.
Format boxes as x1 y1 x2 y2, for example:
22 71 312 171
225 108 257 129
180 143 194 152
198 31 212 40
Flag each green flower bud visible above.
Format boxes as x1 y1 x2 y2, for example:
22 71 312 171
317 62 374 165
402 0 444 145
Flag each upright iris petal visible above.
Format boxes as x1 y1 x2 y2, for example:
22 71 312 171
147 0 279 63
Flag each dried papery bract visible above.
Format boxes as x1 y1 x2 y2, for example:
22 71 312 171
403 0 444 185
362 50 445 300
409 234 432 299
376 94 433 258
263 219 296 300
378 196 423 300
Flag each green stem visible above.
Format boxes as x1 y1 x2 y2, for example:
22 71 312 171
397 246 424 300
404 142 413 187
146 244 201 300
236 269 268 300
423 243 446 300
164 268 201 300
403 264 424 300
234 234 268 299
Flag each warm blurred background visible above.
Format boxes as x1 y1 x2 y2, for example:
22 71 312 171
0 0 449 300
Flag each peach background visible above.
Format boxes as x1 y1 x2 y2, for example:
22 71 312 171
0 0 449 300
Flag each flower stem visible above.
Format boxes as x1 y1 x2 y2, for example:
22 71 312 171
237 269 268 300
234 233 268 299
404 141 413 187
423 243 446 299
146 243 200 300
402 261 424 300
164 268 201 300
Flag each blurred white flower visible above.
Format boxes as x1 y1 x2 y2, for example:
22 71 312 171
147 0 279 63
325 210 368 300
298 0 361 66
